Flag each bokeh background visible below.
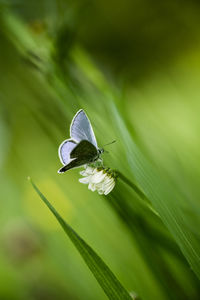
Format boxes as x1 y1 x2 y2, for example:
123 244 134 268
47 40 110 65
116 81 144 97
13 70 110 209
1 1 200 299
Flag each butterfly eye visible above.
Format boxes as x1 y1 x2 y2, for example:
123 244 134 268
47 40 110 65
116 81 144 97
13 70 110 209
98 149 104 154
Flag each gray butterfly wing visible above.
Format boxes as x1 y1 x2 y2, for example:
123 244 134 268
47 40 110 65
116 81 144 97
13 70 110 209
58 139 77 165
58 140 98 173
70 109 98 148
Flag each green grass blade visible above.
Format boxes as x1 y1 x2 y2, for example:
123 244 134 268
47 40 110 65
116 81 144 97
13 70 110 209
30 179 133 300
111 103 200 280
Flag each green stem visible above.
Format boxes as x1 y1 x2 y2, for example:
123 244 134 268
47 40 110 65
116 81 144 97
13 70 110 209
116 171 159 217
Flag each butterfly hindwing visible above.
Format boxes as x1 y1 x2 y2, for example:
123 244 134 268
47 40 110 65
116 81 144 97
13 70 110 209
58 157 90 173
58 140 98 173
58 139 77 165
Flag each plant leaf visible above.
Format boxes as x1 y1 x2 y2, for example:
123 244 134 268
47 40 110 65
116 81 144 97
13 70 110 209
111 102 200 280
30 179 133 300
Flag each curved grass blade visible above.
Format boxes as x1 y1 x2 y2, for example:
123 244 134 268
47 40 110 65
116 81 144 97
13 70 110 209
110 103 200 280
29 178 133 300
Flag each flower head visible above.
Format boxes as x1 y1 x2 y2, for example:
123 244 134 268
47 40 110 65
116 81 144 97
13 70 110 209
79 166 116 195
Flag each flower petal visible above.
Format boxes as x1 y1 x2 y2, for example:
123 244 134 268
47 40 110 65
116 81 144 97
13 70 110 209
79 176 91 184
91 171 107 184
97 189 104 195
102 178 114 190
79 166 116 195
79 170 87 176
87 166 96 173
88 182 96 192
80 166 95 176
104 181 115 195
102 176 112 186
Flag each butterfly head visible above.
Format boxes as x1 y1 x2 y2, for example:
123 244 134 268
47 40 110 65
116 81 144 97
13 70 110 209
98 148 104 155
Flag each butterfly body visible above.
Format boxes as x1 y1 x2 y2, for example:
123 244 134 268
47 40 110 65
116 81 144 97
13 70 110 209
58 110 103 173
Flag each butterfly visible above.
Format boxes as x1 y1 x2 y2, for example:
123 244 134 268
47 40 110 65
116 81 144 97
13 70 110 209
58 109 104 173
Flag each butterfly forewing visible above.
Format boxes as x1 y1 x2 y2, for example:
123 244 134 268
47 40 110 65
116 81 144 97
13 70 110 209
58 110 101 173
70 110 98 147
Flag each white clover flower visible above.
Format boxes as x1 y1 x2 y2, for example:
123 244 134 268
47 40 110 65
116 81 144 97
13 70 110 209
79 166 116 195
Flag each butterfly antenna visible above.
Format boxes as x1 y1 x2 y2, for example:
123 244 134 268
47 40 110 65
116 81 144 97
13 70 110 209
103 140 116 147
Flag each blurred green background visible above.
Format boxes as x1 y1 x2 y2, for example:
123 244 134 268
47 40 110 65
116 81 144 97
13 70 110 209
1 0 200 299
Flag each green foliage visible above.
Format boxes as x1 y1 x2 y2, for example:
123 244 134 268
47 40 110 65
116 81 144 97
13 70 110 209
1 1 200 300
30 179 132 300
